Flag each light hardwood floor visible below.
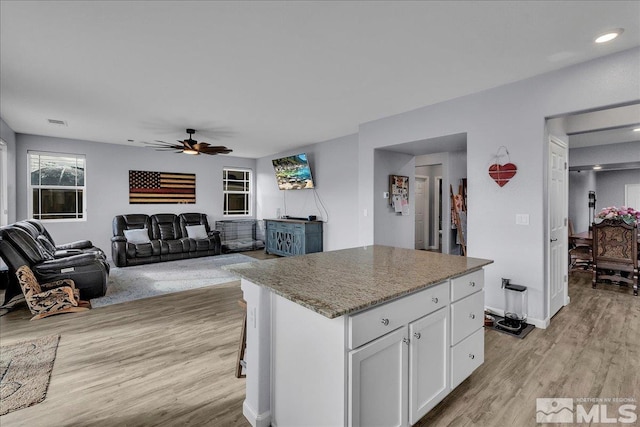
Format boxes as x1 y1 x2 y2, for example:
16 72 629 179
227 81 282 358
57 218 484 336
1 263 638 426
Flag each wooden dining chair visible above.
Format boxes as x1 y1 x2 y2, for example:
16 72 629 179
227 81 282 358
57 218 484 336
592 220 638 296
568 219 592 272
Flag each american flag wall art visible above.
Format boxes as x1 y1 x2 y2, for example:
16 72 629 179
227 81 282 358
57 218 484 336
129 170 196 204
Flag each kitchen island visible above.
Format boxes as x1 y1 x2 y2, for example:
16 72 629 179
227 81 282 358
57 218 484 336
226 245 493 427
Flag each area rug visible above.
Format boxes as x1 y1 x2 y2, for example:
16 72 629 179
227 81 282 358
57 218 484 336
90 254 256 308
0 334 60 416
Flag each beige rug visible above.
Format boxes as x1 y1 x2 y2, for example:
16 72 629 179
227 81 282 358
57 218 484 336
0 334 60 416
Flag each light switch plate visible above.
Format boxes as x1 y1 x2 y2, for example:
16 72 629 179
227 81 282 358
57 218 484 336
383 192 389 199
516 214 530 225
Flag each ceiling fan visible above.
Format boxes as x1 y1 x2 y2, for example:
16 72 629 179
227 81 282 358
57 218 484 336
145 129 232 155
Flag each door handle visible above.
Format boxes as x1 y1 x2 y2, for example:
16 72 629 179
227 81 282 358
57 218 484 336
550 238 558 242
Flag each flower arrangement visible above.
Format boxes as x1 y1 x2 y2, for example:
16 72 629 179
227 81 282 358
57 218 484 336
595 206 640 224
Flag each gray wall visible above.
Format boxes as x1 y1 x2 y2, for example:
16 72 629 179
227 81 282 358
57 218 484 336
0 118 17 223
596 169 640 211
569 141 640 167
568 170 596 233
15 134 256 260
357 47 640 325
373 149 415 249
255 133 360 252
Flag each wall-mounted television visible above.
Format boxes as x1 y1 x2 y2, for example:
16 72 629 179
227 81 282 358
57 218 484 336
272 153 315 190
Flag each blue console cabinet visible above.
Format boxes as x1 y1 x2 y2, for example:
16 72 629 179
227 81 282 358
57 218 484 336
265 219 323 256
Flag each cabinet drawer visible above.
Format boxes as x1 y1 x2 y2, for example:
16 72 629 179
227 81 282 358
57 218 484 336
349 282 449 350
451 328 484 388
450 290 484 345
451 269 484 302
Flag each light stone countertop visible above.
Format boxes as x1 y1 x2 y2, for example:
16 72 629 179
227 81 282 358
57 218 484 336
225 245 493 319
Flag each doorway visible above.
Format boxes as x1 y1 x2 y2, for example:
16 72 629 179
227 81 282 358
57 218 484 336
414 175 429 249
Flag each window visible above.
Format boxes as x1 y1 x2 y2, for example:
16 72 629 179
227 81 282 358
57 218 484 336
28 151 86 221
223 168 251 216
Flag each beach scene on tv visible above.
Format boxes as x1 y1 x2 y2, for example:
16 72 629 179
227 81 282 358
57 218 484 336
272 153 315 190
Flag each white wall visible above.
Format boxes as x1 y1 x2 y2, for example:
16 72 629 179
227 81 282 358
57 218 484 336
15 134 255 260
596 169 640 210
373 149 415 249
568 170 596 233
0 118 17 223
256 133 359 251
569 141 640 167
357 47 640 326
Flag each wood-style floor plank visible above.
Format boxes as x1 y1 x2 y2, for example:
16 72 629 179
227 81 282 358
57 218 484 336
1 261 638 426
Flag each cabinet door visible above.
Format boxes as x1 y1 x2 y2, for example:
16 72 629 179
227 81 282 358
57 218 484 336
349 327 408 427
409 308 449 425
266 226 278 254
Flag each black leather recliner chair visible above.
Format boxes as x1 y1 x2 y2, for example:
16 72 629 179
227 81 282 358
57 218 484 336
111 213 221 267
13 220 107 263
0 226 109 302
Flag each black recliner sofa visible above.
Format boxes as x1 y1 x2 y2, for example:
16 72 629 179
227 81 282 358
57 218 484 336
0 225 109 302
14 219 107 261
111 213 222 267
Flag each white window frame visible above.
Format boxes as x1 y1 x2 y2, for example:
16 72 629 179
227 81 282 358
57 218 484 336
223 167 253 217
27 150 87 222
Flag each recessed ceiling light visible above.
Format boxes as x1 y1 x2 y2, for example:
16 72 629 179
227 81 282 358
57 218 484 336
633 128 640 132
594 29 624 44
593 165 602 170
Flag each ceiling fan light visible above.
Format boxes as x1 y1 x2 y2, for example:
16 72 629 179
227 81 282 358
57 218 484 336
594 29 623 44
183 149 199 155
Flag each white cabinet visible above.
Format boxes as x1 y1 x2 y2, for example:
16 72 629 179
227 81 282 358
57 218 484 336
408 308 449 424
348 269 486 427
349 327 408 427
450 328 484 388
348 283 450 427
450 271 485 389
349 306 450 427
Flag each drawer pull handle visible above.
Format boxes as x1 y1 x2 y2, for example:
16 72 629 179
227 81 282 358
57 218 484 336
413 332 421 339
469 281 476 287
469 353 475 360
469 313 476 319
432 297 439 304
381 318 390 326
403 338 410 345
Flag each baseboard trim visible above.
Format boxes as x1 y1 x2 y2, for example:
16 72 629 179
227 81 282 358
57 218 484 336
484 305 549 330
243 401 271 427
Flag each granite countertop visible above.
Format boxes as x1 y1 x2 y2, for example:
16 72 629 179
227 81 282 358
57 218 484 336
225 245 493 319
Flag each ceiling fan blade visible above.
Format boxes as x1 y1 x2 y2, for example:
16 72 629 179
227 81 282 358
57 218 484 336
180 139 195 150
201 146 233 154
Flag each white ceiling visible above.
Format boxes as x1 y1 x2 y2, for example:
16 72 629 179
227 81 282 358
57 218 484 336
1 1 639 158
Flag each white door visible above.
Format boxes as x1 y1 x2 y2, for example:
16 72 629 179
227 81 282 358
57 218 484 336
0 140 7 226
349 327 408 427
434 176 442 251
548 137 568 319
625 183 640 209
408 308 449 424
415 176 429 250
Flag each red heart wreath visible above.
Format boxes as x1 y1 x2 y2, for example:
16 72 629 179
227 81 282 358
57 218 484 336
488 162 517 187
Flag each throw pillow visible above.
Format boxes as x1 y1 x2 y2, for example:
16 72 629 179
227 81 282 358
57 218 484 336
123 228 151 244
185 224 208 240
